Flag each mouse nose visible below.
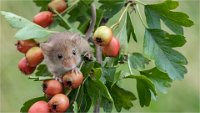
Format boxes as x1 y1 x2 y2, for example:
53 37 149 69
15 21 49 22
63 60 74 67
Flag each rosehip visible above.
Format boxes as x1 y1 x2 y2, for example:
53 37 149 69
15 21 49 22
102 37 120 57
26 47 44 67
48 94 70 113
63 71 84 89
28 101 49 113
33 11 53 28
48 0 67 13
43 80 63 97
18 57 36 75
93 26 113 46
15 39 39 54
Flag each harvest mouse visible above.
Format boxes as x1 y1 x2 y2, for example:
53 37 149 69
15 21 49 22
40 32 93 81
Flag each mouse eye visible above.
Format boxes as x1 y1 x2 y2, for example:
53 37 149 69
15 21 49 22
72 49 76 55
57 54 63 59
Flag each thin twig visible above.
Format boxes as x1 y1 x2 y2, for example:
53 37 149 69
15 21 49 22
135 4 148 28
110 3 131 30
85 3 96 40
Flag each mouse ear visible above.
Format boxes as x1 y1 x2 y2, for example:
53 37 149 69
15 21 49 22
71 34 81 45
40 43 52 55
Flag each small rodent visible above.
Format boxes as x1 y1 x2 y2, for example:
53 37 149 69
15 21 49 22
40 32 92 81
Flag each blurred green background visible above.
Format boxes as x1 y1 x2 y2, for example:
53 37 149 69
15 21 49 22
0 0 199 112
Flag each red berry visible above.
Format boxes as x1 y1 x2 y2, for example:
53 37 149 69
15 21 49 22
28 101 49 113
93 26 113 46
48 0 67 13
63 71 84 89
48 94 70 113
102 37 120 57
15 39 38 54
26 47 44 67
33 11 53 28
43 80 63 97
18 57 36 75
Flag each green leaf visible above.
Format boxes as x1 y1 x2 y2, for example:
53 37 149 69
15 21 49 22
141 68 172 93
107 83 136 112
144 29 187 80
95 9 104 29
73 101 78 113
35 64 51 77
112 71 121 86
0 11 55 40
20 96 48 112
68 1 91 33
0 11 32 28
86 78 113 104
125 75 157 107
67 86 92 112
102 67 116 83
77 85 92 112
99 0 125 18
101 97 113 113
145 0 194 35
33 0 50 11
126 12 137 42
93 68 102 80
116 13 128 52
28 64 53 81
81 61 95 76
128 53 150 70
15 24 54 40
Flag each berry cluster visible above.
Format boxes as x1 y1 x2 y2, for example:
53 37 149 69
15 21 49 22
93 26 120 57
17 40 43 75
33 0 67 28
28 70 83 113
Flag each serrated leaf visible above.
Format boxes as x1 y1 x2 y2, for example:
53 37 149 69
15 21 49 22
112 71 121 86
68 1 91 32
128 53 150 70
0 11 32 28
86 78 113 104
33 0 50 11
107 83 136 112
126 12 137 42
0 11 55 40
101 97 113 113
145 0 193 35
15 24 54 40
73 101 78 113
20 96 48 112
35 64 51 77
67 86 92 112
93 68 102 80
116 13 128 52
144 29 187 80
141 67 172 93
77 85 92 112
125 75 157 107
81 61 95 76
99 0 125 18
101 67 116 83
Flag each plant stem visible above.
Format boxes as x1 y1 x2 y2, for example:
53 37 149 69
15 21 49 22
135 0 146 5
52 8 71 29
110 3 131 30
65 88 72 96
135 4 148 28
127 55 133 75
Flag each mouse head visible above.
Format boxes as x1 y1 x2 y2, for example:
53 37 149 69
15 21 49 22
40 32 82 71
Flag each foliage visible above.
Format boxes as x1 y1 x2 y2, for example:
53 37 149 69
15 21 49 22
0 0 194 112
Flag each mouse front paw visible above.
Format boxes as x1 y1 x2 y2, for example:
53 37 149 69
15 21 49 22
84 52 94 61
52 75 62 82
72 67 81 75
